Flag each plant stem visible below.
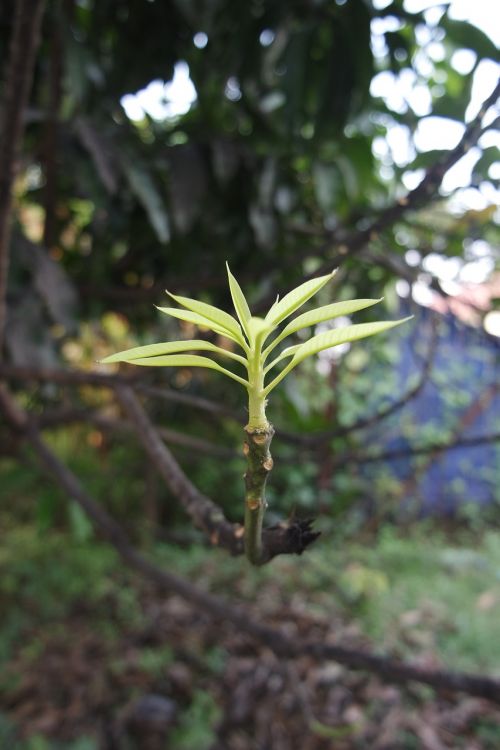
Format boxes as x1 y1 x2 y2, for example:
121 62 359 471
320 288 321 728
243 334 274 564
243 422 274 565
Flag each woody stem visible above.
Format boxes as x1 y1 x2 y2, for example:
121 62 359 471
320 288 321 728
243 422 274 565
243 345 273 565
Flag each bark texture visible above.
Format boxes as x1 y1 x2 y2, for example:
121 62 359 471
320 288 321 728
244 424 275 564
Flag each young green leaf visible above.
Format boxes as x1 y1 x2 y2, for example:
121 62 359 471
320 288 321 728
264 344 301 373
247 316 274 345
266 293 280 319
100 339 246 366
120 354 249 387
166 291 245 344
264 298 383 354
156 306 243 346
265 270 337 326
264 317 412 394
226 262 252 338
291 318 412 366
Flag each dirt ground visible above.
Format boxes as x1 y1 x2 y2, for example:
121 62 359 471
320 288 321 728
3 584 499 750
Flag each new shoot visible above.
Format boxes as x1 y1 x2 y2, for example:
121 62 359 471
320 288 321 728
101 265 411 564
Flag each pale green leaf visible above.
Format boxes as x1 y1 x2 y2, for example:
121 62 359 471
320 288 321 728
167 292 244 344
265 317 412 394
120 354 249 387
247 316 274 344
156 306 242 345
266 298 383 352
266 294 280 319
264 344 301 373
291 318 411 366
226 262 252 336
100 339 245 365
265 270 337 326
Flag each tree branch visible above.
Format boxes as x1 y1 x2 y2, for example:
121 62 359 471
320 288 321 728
0 363 240 419
36 406 238 459
114 384 244 554
282 79 500 286
1 384 499 702
115 385 319 562
0 0 46 353
335 431 500 468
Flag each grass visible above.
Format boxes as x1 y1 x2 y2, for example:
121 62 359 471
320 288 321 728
1 520 499 748
2 521 499 674
150 521 500 673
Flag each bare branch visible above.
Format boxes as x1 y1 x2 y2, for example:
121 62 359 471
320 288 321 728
0 363 240 419
278 79 500 291
0 363 142 387
36 406 238 459
114 384 244 554
115 385 319 561
343 379 500 469
343 431 500 466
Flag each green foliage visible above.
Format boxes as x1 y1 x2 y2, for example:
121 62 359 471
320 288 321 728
340 527 500 671
0 719 98 750
1 521 499 746
1 0 498 741
170 691 221 750
149 525 500 673
0 528 137 666
5 0 496 357
101 265 409 428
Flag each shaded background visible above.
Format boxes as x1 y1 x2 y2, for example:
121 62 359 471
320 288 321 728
1 0 499 747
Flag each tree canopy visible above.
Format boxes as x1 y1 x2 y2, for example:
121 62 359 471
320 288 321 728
2 0 498 357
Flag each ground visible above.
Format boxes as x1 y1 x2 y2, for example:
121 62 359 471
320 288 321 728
1 525 500 749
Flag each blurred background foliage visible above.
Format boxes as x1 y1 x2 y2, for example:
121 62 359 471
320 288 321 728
1 0 500 746
1 0 498 336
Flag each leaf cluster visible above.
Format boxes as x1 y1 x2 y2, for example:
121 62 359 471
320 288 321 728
101 266 410 396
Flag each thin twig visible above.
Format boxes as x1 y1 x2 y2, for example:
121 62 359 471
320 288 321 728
269 79 500 302
0 364 240 419
343 431 500 465
36 406 238 459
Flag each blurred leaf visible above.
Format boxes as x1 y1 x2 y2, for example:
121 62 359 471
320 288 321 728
168 145 207 234
68 501 94 543
75 117 118 195
385 30 411 73
36 492 60 532
442 16 499 61
120 157 170 243
472 147 500 184
313 162 340 212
